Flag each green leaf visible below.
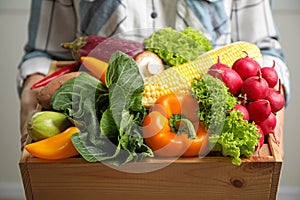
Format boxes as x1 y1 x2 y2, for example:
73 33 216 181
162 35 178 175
100 109 118 140
51 73 109 129
52 52 152 166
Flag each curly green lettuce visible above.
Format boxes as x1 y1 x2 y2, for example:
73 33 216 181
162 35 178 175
209 110 260 165
143 27 213 67
181 27 213 52
191 74 260 165
191 74 237 134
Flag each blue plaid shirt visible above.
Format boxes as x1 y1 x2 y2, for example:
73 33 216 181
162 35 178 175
18 0 290 104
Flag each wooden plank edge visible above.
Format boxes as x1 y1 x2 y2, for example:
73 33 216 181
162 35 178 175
22 153 272 165
20 135 276 165
269 161 282 200
266 134 283 199
268 134 282 162
19 151 33 200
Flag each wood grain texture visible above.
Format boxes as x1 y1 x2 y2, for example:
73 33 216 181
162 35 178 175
22 159 277 200
19 135 282 200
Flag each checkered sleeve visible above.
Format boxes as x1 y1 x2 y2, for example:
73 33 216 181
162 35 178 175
17 0 77 94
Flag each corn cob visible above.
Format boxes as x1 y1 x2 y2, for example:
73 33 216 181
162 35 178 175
142 41 262 107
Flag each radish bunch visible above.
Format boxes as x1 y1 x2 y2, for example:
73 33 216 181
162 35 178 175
207 53 285 148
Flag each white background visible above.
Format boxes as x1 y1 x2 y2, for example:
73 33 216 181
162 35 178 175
0 0 299 199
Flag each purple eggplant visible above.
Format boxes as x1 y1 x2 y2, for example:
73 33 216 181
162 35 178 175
61 36 144 62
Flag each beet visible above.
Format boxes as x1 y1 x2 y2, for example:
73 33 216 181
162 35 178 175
232 51 260 80
207 68 243 96
261 60 278 88
247 99 272 123
257 112 277 135
241 70 269 101
233 104 249 121
266 86 285 113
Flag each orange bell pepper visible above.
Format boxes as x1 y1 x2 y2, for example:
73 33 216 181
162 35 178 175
142 93 208 157
24 126 80 160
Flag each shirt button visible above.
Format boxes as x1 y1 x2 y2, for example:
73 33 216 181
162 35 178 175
151 12 157 19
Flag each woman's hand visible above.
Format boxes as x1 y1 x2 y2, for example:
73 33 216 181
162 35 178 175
19 74 45 150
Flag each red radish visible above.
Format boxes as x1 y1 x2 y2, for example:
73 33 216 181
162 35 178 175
261 60 278 88
257 112 277 135
232 51 260 80
247 99 272 123
233 104 249 121
241 69 269 101
208 68 243 96
207 56 230 77
266 81 285 112
209 56 230 70
255 125 265 150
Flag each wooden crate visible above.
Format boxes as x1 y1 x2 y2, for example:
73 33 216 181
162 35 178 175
19 134 282 200
19 61 282 200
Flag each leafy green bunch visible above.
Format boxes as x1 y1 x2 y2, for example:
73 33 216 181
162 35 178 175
191 74 260 165
51 51 153 166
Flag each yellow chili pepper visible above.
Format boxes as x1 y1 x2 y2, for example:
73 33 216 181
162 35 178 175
25 126 80 160
80 56 108 85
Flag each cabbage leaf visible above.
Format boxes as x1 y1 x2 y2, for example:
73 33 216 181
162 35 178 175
51 51 153 166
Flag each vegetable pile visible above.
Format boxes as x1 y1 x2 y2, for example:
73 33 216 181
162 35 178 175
25 27 284 166
203 53 285 165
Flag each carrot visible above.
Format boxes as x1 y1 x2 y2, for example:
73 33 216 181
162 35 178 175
80 56 108 85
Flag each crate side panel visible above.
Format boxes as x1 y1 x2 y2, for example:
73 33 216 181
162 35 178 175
269 162 282 200
19 162 33 200
26 161 276 200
